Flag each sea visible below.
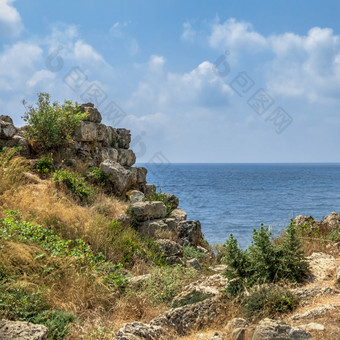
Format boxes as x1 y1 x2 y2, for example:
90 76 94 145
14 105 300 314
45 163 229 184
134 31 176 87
138 163 340 249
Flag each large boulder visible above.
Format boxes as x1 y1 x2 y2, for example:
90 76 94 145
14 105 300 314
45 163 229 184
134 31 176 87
156 239 183 258
130 167 147 188
0 319 48 340
130 202 167 222
74 121 98 142
252 318 312 340
176 220 204 246
100 147 118 162
0 115 13 124
137 218 177 238
324 212 340 229
80 103 102 123
294 215 316 227
100 160 135 196
306 252 337 281
96 124 118 146
117 149 136 166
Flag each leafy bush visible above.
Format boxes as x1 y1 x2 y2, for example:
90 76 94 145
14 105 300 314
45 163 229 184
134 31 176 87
87 167 107 185
0 213 105 264
0 284 49 321
32 310 74 339
22 93 87 151
36 153 53 174
222 222 308 296
53 169 95 202
241 286 299 321
183 245 206 260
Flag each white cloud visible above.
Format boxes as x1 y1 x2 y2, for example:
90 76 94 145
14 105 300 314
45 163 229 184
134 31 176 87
181 22 196 42
208 18 267 53
109 21 139 56
0 0 23 38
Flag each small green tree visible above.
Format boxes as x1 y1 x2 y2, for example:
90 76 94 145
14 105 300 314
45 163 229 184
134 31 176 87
277 220 308 282
22 93 87 151
223 234 249 295
248 224 278 284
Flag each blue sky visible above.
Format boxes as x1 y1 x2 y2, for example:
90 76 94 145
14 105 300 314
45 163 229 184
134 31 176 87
1 0 340 163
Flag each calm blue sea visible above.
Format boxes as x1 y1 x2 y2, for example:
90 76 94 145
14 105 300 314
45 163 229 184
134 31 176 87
138 163 340 248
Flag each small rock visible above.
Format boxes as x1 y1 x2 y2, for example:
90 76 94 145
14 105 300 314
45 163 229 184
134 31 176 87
196 334 205 340
226 318 249 332
232 328 245 340
0 319 48 340
187 258 202 271
80 103 102 123
171 208 187 221
299 323 325 331
291 304 335 320
127 190 145 203
252 318 312 339
115 321 165 340
210 332 225 340
210 264 228 273
128 274 151 287
163 192 179 210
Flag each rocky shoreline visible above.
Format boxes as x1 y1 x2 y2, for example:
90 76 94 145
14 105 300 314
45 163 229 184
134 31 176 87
1 104 340 339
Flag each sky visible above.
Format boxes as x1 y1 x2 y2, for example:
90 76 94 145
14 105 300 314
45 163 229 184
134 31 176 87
0 0 340 163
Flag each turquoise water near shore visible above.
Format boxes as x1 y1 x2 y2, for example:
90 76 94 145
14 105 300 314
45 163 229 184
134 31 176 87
138 163 340 248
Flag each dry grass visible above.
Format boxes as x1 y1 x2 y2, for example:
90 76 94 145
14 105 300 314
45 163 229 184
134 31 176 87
0 178 129 262
0 148 27 195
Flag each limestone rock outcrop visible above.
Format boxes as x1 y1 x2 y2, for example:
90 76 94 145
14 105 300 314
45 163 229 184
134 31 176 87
0 319 49 340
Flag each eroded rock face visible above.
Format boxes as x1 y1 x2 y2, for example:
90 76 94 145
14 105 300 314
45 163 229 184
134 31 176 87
130 201 167 222
117 128 131 149
100 160 135 196
291 305 336 320
171 274 227 308
294 215 315 226
151 297 224 336
225 318 249 332
252 318 312 340
127 190 145 203
177 220 204 247
162 193 179 210
0 319 49 340
118 149 136 166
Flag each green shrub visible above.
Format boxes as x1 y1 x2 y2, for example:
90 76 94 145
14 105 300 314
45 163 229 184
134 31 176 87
53 169 95 202
0 284 49 321
326 229 340 242
36 153 53 174
141 265 198 305
241 286 299 321
222 223 308 297
32 310 74 339
22 93 87 151
87 167 107 185
183 245 206 260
